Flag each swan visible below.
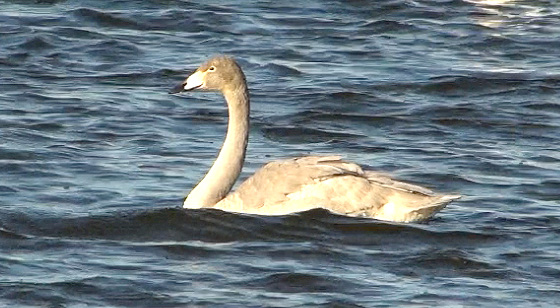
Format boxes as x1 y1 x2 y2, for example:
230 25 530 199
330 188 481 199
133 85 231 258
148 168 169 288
170 55 460 222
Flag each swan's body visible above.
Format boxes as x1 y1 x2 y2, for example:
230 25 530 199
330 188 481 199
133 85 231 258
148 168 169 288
171 56 460 222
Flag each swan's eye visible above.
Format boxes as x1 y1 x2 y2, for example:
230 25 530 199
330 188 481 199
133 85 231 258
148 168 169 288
208 66 216 72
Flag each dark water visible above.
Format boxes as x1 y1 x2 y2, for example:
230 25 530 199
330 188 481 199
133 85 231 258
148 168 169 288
1 0 560 306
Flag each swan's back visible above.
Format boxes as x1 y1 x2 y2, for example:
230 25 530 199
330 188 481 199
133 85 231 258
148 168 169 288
215 156 460 222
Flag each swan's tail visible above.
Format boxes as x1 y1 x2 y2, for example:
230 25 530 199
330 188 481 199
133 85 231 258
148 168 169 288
373 194 461 223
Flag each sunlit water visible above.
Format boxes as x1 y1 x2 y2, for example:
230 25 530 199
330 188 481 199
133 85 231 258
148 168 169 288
1 0 559 307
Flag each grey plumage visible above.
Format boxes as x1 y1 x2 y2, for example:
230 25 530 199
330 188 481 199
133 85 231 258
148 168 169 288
172 56 460 222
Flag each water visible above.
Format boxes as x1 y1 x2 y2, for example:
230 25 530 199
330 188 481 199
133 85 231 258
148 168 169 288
1 0 559 306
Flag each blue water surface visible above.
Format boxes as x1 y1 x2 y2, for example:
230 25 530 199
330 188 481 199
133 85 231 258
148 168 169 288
1 0 560 307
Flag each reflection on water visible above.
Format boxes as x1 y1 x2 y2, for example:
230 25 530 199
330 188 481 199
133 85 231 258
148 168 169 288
468 0 515 5
468 0 553 28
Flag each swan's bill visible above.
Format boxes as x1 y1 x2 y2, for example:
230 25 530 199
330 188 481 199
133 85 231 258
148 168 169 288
169 70 204 94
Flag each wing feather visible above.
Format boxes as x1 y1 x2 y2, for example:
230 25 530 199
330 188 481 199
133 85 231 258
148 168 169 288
215 155 460 222
218 156 365 210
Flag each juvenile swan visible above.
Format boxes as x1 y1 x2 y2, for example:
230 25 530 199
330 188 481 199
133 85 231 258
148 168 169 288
170 56 460 222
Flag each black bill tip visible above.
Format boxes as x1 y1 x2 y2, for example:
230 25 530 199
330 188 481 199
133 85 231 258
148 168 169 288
169 82 185 94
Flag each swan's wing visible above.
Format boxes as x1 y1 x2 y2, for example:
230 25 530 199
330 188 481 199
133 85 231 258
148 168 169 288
363 170 436 196
217 155 367 211
216 155 460 222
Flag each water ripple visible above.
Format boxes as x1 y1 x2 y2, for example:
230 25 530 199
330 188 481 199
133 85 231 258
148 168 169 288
1 0 560 306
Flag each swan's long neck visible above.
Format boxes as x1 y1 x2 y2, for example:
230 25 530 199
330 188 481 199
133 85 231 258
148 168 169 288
184 85 250 208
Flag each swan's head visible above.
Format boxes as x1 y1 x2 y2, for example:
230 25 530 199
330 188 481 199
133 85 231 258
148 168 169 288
170 55 246 94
